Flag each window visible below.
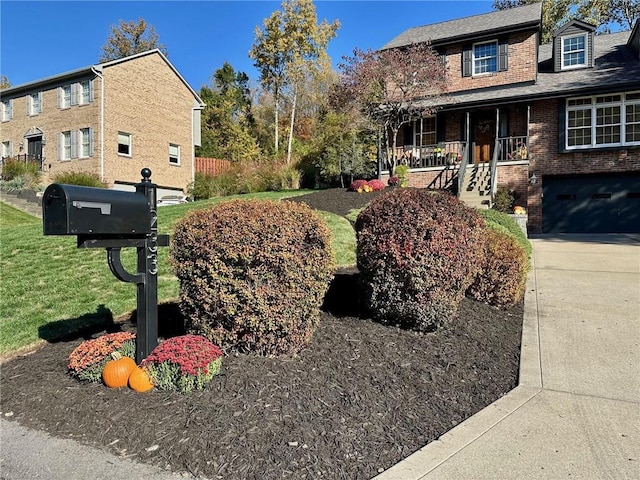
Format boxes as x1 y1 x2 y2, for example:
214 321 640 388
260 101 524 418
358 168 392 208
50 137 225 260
562 34 586 69
2 141 12 157
60 85 72 109
80 128 93 158
566 92 640 149
118 132 132 156
473 41 498 75
169 143 180 165
80 80 92 104
414 117 436 147
60 131 72 160
1 99 12 121
626 93 640 143
28 92 42 115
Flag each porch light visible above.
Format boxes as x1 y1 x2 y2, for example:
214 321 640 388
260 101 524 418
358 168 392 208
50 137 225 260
529 173 538 185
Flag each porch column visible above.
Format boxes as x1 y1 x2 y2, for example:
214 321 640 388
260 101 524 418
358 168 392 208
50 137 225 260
465 111 470 163
526 104 531 147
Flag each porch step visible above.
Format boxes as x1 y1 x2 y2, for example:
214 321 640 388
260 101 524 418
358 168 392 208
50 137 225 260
458 164 492 209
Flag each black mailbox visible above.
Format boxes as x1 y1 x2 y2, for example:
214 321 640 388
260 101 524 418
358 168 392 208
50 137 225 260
43 184 151 236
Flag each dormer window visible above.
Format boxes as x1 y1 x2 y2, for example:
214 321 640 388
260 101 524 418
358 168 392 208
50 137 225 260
562 33 587 69
553 19 595 73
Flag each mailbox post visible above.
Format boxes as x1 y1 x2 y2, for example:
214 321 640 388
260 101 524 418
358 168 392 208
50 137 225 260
43 168 170 363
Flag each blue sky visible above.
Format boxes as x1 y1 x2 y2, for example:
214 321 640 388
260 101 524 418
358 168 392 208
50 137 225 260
1 1 495 91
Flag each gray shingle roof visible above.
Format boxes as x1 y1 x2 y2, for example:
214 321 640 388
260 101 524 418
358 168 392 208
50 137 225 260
382 2 542 49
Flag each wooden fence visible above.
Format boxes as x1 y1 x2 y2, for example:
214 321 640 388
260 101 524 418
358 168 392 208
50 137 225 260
195 157 231 176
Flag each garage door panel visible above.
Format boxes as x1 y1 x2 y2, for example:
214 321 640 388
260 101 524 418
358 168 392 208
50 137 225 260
543 175 640 233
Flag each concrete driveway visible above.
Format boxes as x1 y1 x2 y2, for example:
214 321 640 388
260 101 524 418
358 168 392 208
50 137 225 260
376 234 640 480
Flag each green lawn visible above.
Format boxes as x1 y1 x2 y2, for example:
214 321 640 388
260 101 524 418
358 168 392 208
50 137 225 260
0 202 40 228
0 191 358 355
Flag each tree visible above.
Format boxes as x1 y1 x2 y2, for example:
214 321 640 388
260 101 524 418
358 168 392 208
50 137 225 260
99 18 167 62
493 0 639 42
576 0 639 31
335 44 448 174
0 76 10 89
196 63 260 161
249 0 339 162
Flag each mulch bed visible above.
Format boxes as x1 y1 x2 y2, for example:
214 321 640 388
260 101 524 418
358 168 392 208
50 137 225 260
0 188 523 480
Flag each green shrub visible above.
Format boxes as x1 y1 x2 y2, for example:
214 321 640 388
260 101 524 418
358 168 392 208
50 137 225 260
190 161 301 200
479 209 532 258
170 199 335 356
355 189 485 332
51 171 107 188
394 164 410 187
467 228 528 307
492 185 516 213
0 177 26 192
1 159 42 188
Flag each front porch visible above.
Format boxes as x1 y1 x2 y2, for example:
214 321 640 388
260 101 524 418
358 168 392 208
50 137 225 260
382 104 532 209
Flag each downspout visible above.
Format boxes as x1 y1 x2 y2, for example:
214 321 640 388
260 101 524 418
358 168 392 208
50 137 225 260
91 66 105 183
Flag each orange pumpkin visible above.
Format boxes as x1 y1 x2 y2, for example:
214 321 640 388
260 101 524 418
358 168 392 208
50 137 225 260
102 352 136 388
128 366 154 393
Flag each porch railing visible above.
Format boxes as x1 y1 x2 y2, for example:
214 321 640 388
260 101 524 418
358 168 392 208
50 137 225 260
490 139 501 200
497 136 528 162
395 141 467 169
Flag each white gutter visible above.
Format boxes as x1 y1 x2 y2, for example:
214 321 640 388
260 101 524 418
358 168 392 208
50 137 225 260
91 66 105 182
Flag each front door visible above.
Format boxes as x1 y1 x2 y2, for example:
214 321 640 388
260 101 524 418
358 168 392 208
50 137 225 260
474 115 495 163
27 136 43 160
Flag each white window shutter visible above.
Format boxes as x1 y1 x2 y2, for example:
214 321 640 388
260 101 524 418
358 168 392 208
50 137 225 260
58 133 63 160
71 130 78 159
57 88 61 109
8 99 12 119
89 128 94 156
8 140 12 156
89 80 94 102
71 84 78 106
26 96 30 115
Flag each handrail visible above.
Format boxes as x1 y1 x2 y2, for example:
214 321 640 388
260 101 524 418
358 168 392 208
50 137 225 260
457 143 468 196
489 139 501 201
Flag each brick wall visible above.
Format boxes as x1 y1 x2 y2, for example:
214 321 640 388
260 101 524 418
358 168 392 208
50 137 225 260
103 53 196 192
444 30 538 93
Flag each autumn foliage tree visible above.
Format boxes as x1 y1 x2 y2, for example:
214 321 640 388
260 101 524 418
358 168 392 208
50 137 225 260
99 18 167 62
249 0 339 162
335 43 448 174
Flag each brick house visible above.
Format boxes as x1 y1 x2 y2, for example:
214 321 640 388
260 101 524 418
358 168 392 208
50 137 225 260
380 3 640 233
0 50 205 196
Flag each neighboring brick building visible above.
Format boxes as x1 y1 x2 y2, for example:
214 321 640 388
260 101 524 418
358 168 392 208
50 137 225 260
0 50 204 196
380 3 640 233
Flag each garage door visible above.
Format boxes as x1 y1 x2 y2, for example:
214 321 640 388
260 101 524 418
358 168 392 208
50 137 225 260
543 174 640 233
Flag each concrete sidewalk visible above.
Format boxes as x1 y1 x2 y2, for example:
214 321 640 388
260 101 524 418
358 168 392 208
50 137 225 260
375 234 640 480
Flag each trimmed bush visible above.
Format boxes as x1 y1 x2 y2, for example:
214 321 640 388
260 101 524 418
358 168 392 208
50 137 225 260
492 185 516 213
51 171 107 188
467 229 528 307
479 209 532 258
170 199 335 355
356 189 485 332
